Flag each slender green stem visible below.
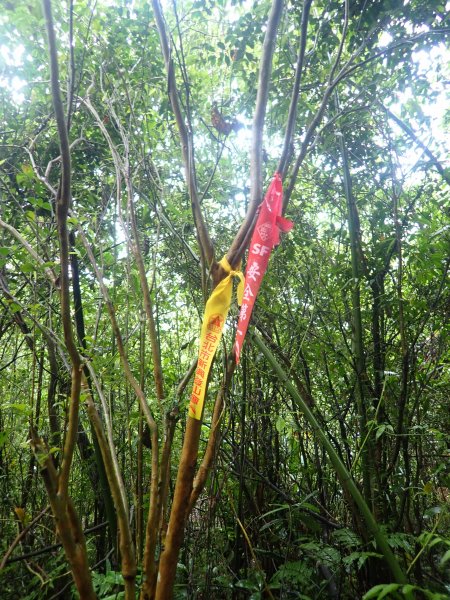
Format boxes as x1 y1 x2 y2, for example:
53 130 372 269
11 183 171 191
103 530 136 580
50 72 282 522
352 377 388 472
251 332 409 588
406 514 441 575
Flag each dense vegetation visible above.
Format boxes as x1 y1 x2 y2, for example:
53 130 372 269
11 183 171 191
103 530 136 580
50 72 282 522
0 0 449 598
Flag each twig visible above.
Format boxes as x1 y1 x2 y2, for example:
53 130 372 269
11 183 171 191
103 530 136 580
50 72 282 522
278 0 312 176
227 0 284 266
2 522 107 567
228 493 275 600
382 104 450 186
0 218 58 286
151 0 214 267
0 506 50 570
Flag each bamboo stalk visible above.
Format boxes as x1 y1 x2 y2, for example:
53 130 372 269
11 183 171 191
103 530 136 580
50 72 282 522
252 332 410 589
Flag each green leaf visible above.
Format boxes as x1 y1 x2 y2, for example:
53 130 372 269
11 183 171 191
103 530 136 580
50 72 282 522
401 585 415 595
0 431 8 448
375 423 386 440
20 262 36 273
331 528 361 548
343 551 382 571
235 578 258 591
363 583 401 599
440 548 450 566
275 415 286 433
422 482 433 495
423 506 441 519
10 403 30 415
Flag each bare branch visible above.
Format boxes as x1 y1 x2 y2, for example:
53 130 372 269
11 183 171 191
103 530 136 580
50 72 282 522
278 0 312 176
85 364 128 510
44 137 85 180
42 0 82 503
0 507 49 571
0 218 58 286
227 0 284 266
84 382 136 598
151 0 214 267
328 0 349 84
81 91 166 406
187 356 234 515
76 224 161 597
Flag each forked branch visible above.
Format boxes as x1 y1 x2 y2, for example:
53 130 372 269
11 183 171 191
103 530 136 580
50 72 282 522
278 0 312 176
151 0 214 268
227 0 284 266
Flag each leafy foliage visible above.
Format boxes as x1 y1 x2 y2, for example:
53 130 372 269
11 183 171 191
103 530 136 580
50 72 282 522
0 0 449 598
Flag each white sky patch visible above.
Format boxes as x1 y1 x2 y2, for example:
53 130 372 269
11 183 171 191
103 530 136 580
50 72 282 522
379 31 393 47
226 0 253 23
1 43 25 67
0 75 26 105
0 43 27 105
234 114 252 148
386 43 450 181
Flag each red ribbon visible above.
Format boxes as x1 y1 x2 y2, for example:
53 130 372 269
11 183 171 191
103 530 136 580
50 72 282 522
234 172 293 364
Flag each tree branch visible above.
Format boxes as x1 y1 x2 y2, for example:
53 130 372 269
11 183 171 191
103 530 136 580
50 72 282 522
278 0 312 176
0 506 49 570
383 105 450 186
42 0 81 504
151 0 214 267
227 0 284 267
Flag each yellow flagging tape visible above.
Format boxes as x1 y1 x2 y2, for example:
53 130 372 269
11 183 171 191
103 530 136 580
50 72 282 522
188 257 243 419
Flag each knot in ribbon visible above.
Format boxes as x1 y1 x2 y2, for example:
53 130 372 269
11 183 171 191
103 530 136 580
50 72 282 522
217 256 244 306
188 256 243 419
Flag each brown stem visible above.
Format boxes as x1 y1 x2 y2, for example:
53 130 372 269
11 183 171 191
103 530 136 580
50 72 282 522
283 80 340 211
328 0 349 84
85 386 136 600
31 432 96 599
385 155 409 480
283 9 374 211
158 359 196 534
0 218 57 286
137 322 145 562
77 227 160 599
141 360 197 600
278 0 312 176
337 106 372 503
38 3 96 596
153 417 201 600
90 90 164 588
151 0 214 267
126 178 165 405
45 336 61 451
187 357 235 515
152 3 284 596
81 93 165 408
227 0 284 266
42 0 81 504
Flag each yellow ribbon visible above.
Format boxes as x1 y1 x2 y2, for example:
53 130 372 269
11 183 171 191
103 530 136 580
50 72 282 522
189 257 244 419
